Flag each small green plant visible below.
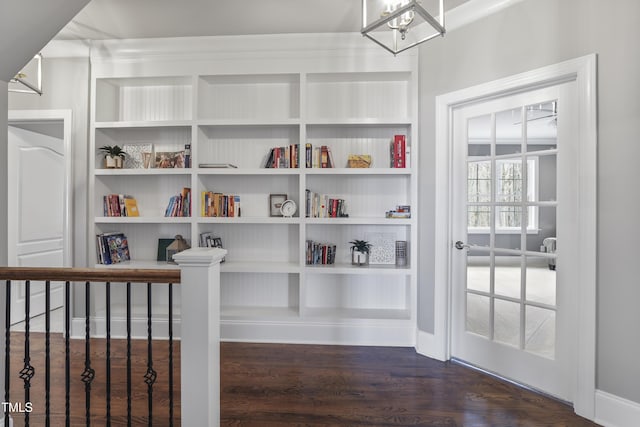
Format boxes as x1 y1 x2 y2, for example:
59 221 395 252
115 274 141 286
349 240 372 254
99 145 127 158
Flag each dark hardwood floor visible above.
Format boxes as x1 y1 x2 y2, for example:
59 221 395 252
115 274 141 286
7 334 600 426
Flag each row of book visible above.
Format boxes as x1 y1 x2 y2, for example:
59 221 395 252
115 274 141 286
264 144 300 168
165 188 191 217
306 240 337 265
385 205 411 218
305 190 348 218
201 192 241 217
96 232 131 265
103 194 139 217
390 135 410 168
305 144 335 168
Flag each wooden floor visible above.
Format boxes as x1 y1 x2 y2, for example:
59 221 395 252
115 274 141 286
7 334 600 426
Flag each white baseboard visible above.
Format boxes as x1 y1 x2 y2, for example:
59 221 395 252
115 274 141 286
71 316 416 347
595 390 640 427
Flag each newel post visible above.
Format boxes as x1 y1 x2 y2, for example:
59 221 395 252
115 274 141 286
173 247 227 427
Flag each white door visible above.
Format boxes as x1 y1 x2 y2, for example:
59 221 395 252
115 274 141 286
8 119 68 324
450 83 579 401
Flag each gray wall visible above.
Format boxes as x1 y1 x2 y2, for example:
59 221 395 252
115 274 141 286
418 0 640 404
8 57 91 315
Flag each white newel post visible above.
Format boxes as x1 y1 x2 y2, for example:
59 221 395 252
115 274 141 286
173 247 227 427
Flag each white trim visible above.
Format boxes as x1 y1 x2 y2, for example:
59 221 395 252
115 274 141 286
595 390 640 427
433 54 597 419
446 0 526 32
7 110 73 268
415 329 442 360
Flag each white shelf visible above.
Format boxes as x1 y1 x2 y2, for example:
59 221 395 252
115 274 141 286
304 168 411 175
221 306 299 320
95 120 193 129
303 307 411 321
96 168 192 176
304 217 412 225
305 118 412 126
95 216 192 224
94 260 180 270
221 261 300 274
197 119 300 127
196 168 299 175
305 263 411 275
198 216 300 224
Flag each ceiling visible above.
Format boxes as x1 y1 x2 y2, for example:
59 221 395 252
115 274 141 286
55 0 470 41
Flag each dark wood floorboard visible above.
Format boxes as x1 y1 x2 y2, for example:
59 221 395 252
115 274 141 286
7 334 600 426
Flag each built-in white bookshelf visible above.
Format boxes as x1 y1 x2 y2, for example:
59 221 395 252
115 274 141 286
89 41 418 346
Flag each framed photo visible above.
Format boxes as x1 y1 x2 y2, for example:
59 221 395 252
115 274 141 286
155 151 185 168
269 194 287 217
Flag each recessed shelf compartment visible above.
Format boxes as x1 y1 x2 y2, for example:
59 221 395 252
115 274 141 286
306 72 412 121
198 74 300 121
197 124 299 169
95 76 193 122
221 272 300 319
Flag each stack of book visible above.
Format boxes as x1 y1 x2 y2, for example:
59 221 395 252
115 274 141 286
264 144 300 168
201 192 241 217
306 240 336 265
390 135 410 168
386 205 411 218
305 144 335 168
305 190 348 218
164 188 191 217
103 194 139 217
96 232 131 265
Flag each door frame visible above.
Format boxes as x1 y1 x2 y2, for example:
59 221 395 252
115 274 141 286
7 109 73 267
433 55 597 418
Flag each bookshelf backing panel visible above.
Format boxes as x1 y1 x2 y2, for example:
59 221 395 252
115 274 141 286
96 77 193 122
221 272 299 310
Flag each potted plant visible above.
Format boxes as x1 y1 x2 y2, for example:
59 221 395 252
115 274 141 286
350 239 372 266
99 145 127 169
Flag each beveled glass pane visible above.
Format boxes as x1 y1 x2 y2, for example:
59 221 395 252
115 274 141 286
467 114 491 157
526 100 557 153
496 206 522 230
494 256 522 299
533 154 557 202
466 293 490 338
496 159 524 202
494 298 520 347
525 256 556 306
467 256 490 293
496 107 522 156
525 305 555 359
467 160 491 203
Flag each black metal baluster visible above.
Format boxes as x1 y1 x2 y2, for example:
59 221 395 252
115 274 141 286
168 283 174 427
144 283 157 427
106 282 111 426
4 280 11 427
64 281 71 427
45 280 51 427
20 280 35 427
81 281 95 426
126 282 132 427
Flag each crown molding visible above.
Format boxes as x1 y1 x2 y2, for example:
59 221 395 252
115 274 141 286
41 0 527 59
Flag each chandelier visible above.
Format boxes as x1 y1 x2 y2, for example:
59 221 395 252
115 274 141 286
361 0 445 55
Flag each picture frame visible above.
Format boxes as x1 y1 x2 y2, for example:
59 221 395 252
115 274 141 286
155 150 185 168
269 194 287 217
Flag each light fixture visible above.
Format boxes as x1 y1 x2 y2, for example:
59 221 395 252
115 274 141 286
361 0 445 55
9 53 43 95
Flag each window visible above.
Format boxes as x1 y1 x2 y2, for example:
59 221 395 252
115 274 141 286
468 158 538 233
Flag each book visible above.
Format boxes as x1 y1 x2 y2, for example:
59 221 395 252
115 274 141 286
157 238 174 262
96 232 130 264
392 135 406 168
123 196 139 217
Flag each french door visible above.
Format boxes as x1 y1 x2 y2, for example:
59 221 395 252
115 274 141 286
450 83 579 401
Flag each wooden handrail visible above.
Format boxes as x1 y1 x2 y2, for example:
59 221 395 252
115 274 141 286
0 267 181 284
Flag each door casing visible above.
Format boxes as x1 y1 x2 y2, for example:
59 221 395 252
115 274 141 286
431 55 597 418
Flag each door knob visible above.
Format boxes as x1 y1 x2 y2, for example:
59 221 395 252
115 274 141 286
455 241 470 250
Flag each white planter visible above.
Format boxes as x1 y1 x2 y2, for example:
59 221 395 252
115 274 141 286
351 250 370 266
